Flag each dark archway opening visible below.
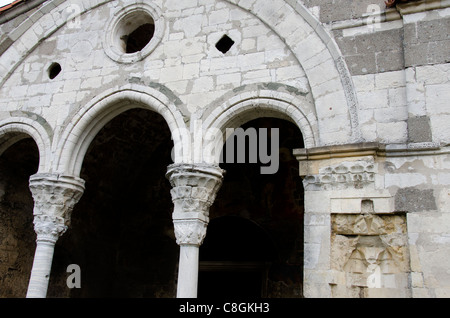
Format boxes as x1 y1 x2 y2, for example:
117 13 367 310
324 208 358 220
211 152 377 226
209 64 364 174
0 137 39 297
199 117 305 298
199 216 277 298
49 108 177 297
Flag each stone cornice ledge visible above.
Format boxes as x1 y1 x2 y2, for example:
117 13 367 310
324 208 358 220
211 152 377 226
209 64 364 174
294 142 381 161
329 0 450 31
293 142 446 161
396 0 450 15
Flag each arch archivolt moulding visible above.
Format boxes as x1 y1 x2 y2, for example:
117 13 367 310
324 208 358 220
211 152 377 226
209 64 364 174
200 86 319 164
0 115 52 172
53 84 188 177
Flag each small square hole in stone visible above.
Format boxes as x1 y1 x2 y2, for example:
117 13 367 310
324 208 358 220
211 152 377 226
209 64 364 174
215 34 235 54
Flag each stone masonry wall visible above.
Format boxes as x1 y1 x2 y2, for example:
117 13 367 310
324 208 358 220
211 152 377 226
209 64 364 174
0 0 449 298
0 0 309 132
297 142 450 297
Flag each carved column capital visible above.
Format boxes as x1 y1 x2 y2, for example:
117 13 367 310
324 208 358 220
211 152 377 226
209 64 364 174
166 163 224 245
172 218 208 246
33 214 67 244
29 173 85 242
166 163 224 217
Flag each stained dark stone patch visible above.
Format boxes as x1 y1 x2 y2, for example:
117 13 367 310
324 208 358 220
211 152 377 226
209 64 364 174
395 187 437 212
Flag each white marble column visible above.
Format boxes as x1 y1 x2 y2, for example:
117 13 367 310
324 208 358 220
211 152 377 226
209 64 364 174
166 163 224 298
26 214 66 298
26 173 85 298
174 218 206 298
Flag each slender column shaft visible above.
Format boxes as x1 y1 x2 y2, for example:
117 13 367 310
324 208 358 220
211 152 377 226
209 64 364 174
25 173 85 298
166 163 224 298
177 245 200 298
26 240 56 298
172 216 208 298
26 214 67 298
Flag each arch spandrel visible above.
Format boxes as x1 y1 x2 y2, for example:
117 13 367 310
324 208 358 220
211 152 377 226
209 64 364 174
224 0 361 144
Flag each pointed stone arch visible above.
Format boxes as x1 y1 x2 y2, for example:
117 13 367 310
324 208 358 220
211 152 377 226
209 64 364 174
0 115 52 173
202 86 318 165
54 84 188 176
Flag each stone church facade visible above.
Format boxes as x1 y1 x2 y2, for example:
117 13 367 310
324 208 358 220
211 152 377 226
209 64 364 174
0 0 449 298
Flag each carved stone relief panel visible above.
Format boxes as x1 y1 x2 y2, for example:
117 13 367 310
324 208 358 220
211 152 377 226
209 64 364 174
330 209 410 297
303 160 375 191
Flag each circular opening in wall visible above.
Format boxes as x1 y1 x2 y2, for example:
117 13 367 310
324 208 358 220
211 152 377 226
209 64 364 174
48 62 61 79
104 3 164 64
125 23 155 53
114 11 155 54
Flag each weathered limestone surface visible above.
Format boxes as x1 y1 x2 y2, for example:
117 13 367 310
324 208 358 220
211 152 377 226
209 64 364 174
330 213 410 297
0 0 449 298
296 141 450 297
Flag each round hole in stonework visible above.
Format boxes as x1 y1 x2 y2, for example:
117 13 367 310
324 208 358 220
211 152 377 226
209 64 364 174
114 11 155 54
48 62 61 79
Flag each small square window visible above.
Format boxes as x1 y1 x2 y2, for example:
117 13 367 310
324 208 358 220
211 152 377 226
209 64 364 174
215 34 235 54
